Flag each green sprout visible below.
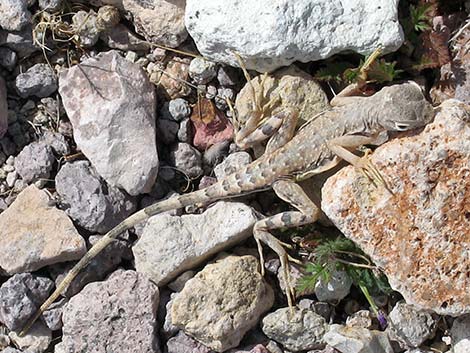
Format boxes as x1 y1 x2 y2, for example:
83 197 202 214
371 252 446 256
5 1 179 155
410 3 433 32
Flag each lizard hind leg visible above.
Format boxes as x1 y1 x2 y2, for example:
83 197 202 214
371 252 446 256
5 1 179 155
254 180 321 310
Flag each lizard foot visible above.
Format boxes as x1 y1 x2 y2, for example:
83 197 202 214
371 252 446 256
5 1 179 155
356 148 390 191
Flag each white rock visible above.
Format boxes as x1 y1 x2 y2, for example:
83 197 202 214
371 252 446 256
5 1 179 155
185 0 404 72
315 270 353 302
9 322 52 353
324 324 394 353
133 201 257 285
58 50 158 195
171 255 274 352
451 314 470 344
453 338 470 353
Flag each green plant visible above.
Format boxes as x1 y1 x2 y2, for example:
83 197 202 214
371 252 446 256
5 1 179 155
297 236 392 327
410 3 433 32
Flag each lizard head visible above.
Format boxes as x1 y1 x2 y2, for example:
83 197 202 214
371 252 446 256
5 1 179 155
378 81 435 132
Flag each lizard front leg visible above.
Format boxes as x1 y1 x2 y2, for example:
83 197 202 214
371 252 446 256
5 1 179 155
327 134 388 189
254 179 321 309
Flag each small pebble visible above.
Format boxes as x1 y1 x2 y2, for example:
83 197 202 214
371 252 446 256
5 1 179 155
217 66 239 86
169 98 191 121
215 87 235 110
15 64 58 98
6 171 17 188
38 0 63 11
177 118 193 143
189 58 217 85
205 85 217 99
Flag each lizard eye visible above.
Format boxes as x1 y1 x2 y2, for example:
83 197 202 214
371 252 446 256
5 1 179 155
394 122 411 131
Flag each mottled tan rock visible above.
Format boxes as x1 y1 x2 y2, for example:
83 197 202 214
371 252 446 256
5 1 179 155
0 185 86 274
171 255 274 352
235 66 329 128
322 100 470 315
152 57 191 99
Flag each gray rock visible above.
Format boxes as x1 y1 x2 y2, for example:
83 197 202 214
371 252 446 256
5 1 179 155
215 87 234 110
189 58 217 85
55 161 136 233
217 66 239 87
15 64 57 98
50 232 131 298
0 76 7 139
0 48 17 71
324 324 394 353
166 331 213 353
168 270 196 292
262 307 328 351
451 314 470 344
315 270 353 302
57 270 160 353
0 273 53 331
40 130 70 156
171 255 274 352
214 152 252 180
0 0 31 31
186 0 403 72
387 302 436 348
38 0 63 12
0 185 86 274
177 118 193 143
134 201 257 285
59 50 159 195
169 98 191 121
8 321 51 353
157 118 179 145
5 171 17 188
1 348 21 353
100 23 151 51
0 25 38 59
346 310 374 329
72 10 100 47
453 339 470 353
162 293 179 340
42 297 65 331
14 141 55 183
168 142 203 179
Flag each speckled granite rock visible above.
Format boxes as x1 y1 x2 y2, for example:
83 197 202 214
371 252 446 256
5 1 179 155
171 255 274 352
0 185 86 274
322 100 470 315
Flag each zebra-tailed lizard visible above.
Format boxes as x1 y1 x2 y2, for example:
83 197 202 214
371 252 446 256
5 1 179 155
20 72 434 335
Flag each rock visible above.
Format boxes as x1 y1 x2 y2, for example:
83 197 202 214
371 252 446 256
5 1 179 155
15 63 57 98
59 50 159 195
321 100 470 315
453 339 470 353
162 292 179 340
191 106 234 151
0 25 38 59
0 0 31 31
56 270 160 353
202 141 230 170
152 57 191 99
40 130 70 156
72 10 100 47
215 87 234 111
5 171 16 188
14 141 55 183
217 66 240 87
134 201 257 285
123 0 187 48
0 273 53 331
169 98 191 121
177 118 193 143
315 270 353 302
166 331 213 353
38 0 64 12
452 315 469 342
8 321 51 353
346 310 374 330
189 58 218 85
214 152 252 180
50 232 131 298
387 302 436 348
324 324 394 353
235 66 328 129
56 161 136 232
100 23 151 51
157 118 179 145
168 270 196 292
227 344 270 353
0 47 17 71
185 0 403 72
261 307 328 351
168 142 203 178
0 185 86 274
0 348 20 353
42 298 65 331
0 76 7 139
171 255 274 352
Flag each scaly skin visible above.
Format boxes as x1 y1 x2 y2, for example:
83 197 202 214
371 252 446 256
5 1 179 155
20 81 434 335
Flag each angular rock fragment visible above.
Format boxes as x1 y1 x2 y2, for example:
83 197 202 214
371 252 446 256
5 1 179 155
324 324 394 353
8 321 51 353
186 0 403 72
168 142 203 178
59 50 158 195
55 161 136 233
0 185 86 274
56 270 160 353
322 100 470 315
14 141 55 183
171 255 274 352
133 201 257 285
15 64 57 98
262 307 328 351
0 0 31 32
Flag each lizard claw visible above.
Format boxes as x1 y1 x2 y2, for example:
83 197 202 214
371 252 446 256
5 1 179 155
356 148 391 192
